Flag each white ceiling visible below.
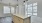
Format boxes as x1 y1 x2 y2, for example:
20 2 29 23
0 0 25 6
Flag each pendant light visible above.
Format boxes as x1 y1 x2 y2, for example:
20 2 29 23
17 0 18 7
17 4 18 7
23 1 25 5
24 1 25 4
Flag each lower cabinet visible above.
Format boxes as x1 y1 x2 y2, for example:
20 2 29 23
12 15 30 23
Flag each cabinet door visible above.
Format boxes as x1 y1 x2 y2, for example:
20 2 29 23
18 17 23 23
13 16 20 23
24 17 30 23
13 15 24 23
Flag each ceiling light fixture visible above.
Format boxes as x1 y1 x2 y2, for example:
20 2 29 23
23 0 28 5
17 4 18 7
17 0 18 7
23 1 25 5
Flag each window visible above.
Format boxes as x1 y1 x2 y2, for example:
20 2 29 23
25 2 37 17
3 6 14 14
3 6 10 14
28 4 32 17
33 2 37 15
